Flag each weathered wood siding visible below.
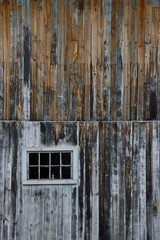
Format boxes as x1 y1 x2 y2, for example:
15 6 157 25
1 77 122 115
0 121 160 239
0 0 159 121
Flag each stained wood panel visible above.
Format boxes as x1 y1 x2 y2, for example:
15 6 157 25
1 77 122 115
0 0 159 121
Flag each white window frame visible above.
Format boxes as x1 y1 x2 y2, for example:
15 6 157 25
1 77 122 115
22 146 79 185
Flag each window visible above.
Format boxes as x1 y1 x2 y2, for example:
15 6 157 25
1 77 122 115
28 152 72 180
23 147 78 185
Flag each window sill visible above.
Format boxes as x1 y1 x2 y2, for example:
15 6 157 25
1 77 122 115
23 179 78 185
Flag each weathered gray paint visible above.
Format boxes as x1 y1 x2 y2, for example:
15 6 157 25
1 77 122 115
0 122 160 239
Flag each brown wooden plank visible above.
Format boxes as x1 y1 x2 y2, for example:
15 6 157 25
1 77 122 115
84 0 91 121
110 0 118 120
130 0 138 120
144 3 152 120
0 2 4 119
37 0 44 120
64 1 71 120
44 0 51 120
137 0 145 120
10 0 17 120
150 7 159 120
30 0 37 120
91 0 98 120
123 0 131 120
57 0 65 120
97 0 104 120
3 0 10 120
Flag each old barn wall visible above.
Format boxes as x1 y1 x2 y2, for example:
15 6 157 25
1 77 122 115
0 0 160 239
0 122 160 240
0 0 159 121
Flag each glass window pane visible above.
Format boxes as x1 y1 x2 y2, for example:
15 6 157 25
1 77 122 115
51 153 60 165
51 167 60 179
62 167 71 179
40 167 49 179
29 167 38 179
62 153 71 165
29 153 38 165
40 153 49 165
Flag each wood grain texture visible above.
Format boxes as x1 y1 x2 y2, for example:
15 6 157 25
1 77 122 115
0 121 159 239
0 0 159 121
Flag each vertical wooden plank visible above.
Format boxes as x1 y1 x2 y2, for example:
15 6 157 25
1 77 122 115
3 0 10 120
78 122 86 239
110 0 118 120
118 123 126 240
17 2 23 121
104 123 112 239
99 122 106 240
30 187 41 240
57 186 63 240
91 123 99 239
50 187 58 240
85 123 92 239
22 0 31 120
97 0 104 120
117 0 124 121
152 122 160 240
132 122 139 239
150 7 159 120
139 123 147 239
57 0 65 120
137 0 145 120
84 0 91 121
50 0 58 120
111 122 119 239
44 187 51 240
123 0 131 120
144 3 152 120
130 0 138 120
146 122 153 239
0 124 4 239
64 1 71 120
91 0 98 120
37 0 44 120
9 0 17 120
71 186 78 240
125 122 132 239
44 0 51 120
0 2 3 119
63 187 72 240
103 0 112 120
77 2 85 121
23 188 31 240
30 0 37 120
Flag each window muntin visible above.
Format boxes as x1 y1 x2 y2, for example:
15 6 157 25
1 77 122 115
28 152 72 180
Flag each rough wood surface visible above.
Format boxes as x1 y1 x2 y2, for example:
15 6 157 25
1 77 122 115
0 121 159 239
0 0 159 121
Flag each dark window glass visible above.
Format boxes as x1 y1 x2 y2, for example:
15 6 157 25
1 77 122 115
51 167 60 179
51 153 60 165
62 167 71 179
40 153 49 165
40 167 49 179
29 153 38 165
62 153 71 165
29 167 38 179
